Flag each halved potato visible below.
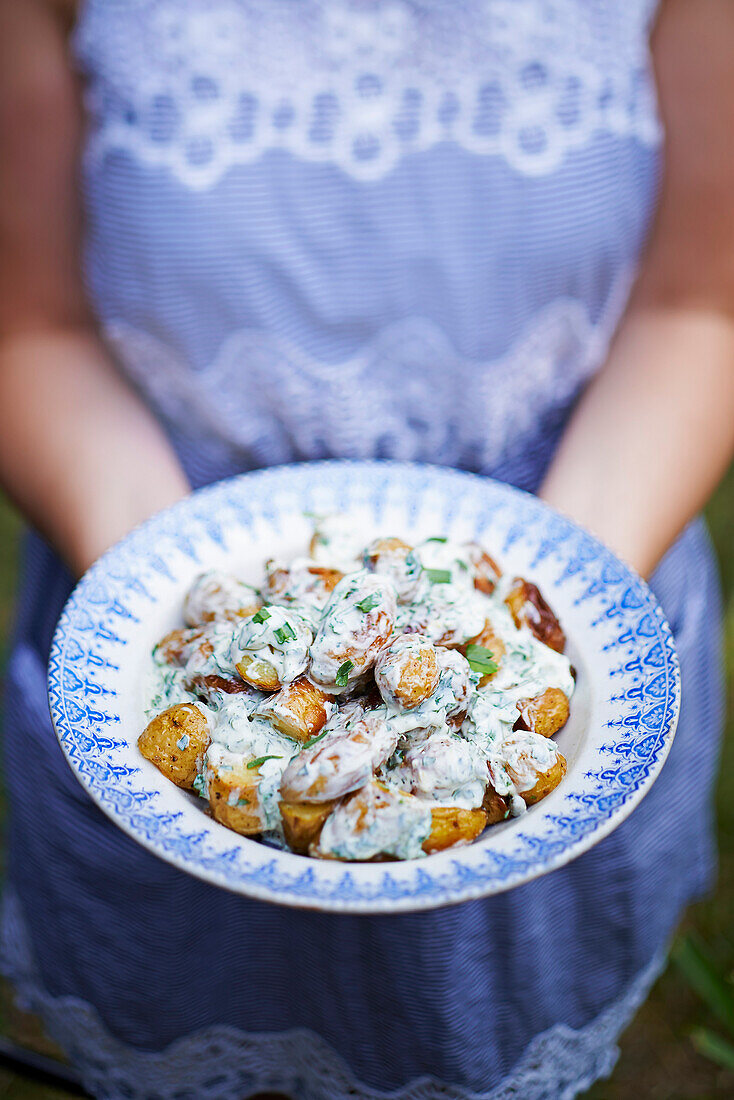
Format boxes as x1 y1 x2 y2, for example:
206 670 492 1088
422 806 488 853
235 652 281 692
138 702 211 789
208 758 264 835
257 677 332 742
515 687 570 738
280 800 338 854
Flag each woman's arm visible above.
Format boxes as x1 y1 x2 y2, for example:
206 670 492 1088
0 0 189 576
540 0 734 579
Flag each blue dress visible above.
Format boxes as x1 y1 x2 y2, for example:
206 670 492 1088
0 2 724 1098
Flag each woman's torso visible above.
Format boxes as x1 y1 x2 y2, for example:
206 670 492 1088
74 0 662 491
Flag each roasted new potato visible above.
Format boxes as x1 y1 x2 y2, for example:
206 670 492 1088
207 753 264 835
502 731 567 805
505 578 566 653
279 799 339 854
374 633 440 710
362 537 421 604
309 573 396 691
482 784 511 825
423 806 488 853
186 673 260 708
153 626 206 667
183 570 262 626
138 702 212 789
312 781 488 860
515 687 570 738
256 677 333 742
231 607 312 691
280 705 397 803
463 618 506 685
464 542 502 595
264 560 343 610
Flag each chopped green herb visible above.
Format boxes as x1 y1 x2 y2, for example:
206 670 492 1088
274 622 297 644
425 568 452 584
356 594 379 613
303 727 330 750
247 755 283 770
425 536 448 543
335 659 354 686
465 644 499 676
252 608 271 625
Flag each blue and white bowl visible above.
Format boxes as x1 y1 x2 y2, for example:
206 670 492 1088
48 462 680 913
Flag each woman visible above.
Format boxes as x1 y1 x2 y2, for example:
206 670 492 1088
0 1 731 1097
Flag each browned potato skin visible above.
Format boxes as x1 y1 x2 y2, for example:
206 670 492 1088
482 785 511 824
264 562 343 603
154 626 205 667
364 536 412 562
257 677 332 742
515 753 567 806
235 653 281 692
423 807 488 853
187 673 254 697
463 619 506 686
505 579 566 653
465 543 503 595
138 703 211 789
374 636 440 710
515 687 570 738
208 761 264 835
280 800 338 853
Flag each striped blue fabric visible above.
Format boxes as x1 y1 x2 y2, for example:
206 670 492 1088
0 2 724 1097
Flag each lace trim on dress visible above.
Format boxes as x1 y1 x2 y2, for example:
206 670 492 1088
0 887 665 1100
74 0 662 185
102 267 636 474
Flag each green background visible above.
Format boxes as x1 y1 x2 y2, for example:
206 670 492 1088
0 475 731 1099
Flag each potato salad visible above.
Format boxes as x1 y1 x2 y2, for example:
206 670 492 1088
139 518 575 861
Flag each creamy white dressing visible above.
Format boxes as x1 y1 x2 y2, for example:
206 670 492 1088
146 664 197 718
317 781 432 861
501 730 561 793
230 606 313 685
388 731 489 809
146 518 574 858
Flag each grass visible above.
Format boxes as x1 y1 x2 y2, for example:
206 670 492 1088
0 474 732 1098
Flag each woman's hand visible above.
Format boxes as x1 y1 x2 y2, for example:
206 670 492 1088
0 0 190 576
541 0 734 578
